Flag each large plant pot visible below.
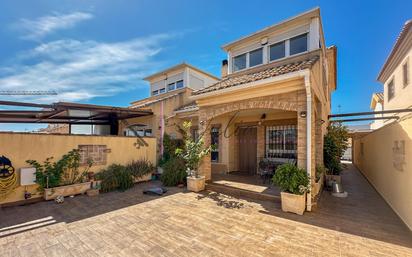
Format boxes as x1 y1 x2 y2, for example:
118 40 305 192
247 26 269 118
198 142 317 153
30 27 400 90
44 182 91 200
325 174 341 187
187 176 205 192
134 173 152 183
280 192 306 215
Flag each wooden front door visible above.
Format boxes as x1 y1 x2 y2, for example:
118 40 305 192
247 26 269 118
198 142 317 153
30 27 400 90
238 127 257 174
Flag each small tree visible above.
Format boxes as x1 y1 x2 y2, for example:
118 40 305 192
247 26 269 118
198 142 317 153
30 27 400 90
323 123 349 175
175 121 213 178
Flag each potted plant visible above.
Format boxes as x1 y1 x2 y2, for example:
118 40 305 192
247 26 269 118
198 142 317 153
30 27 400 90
176 121 213 192
323 123 349 186
272 163 310 215
26 149 93 200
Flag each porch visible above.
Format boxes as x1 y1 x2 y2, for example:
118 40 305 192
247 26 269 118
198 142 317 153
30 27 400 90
207 172 281 202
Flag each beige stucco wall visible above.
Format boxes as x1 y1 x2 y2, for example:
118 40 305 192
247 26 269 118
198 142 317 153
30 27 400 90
353 116 412 230
383 47 411 111
0 132 156 205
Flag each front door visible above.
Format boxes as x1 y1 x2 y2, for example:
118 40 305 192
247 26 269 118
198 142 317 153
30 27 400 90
238 127 257 174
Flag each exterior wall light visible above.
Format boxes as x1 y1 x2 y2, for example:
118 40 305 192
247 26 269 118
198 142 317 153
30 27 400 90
300 111 307 118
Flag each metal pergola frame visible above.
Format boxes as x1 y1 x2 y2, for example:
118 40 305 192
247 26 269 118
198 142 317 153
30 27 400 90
0 100 153 135
328 108 412 123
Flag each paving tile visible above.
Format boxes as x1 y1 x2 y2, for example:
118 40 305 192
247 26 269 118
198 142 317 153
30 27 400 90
0 165 411 256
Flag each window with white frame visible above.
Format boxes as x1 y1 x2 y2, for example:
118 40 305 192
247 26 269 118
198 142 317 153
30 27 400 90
265 125 297 161
403 59 409 87
388 78 395 101
249 48 263 67
167 80 184 92
176 80 184 89
159 88 166 94
233 53 247 72
152 90 159 96
269 41 286 61
289 33 308 55
168 82 175 91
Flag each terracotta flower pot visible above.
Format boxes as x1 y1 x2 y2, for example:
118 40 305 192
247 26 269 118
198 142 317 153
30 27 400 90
187 176 205 192
280 192 306 215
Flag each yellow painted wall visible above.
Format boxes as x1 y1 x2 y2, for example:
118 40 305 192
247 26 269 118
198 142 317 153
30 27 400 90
353 117 412 230
0 132 156 205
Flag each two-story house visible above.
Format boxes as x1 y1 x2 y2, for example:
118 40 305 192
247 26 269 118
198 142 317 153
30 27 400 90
120 63 219 146
125 7 337 210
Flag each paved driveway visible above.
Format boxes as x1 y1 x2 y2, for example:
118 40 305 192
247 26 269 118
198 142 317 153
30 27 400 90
1 164 412 256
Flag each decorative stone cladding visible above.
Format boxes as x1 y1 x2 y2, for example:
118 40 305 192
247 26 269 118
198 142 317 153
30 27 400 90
78 145 108 166
197 90 320 181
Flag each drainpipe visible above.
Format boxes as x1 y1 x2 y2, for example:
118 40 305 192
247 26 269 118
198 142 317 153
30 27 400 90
304 72 312 211
160 101 165 158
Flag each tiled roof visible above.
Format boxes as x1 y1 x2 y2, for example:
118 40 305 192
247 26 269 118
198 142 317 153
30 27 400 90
193 56 319 96
375 92 384 102
377 20 412 81
175 101 198 112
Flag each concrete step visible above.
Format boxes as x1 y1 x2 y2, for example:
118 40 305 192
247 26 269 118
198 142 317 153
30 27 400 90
206 182 280 202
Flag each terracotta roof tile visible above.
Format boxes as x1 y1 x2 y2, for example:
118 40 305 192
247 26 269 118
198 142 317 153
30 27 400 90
193 55 319 95
174 102 198 112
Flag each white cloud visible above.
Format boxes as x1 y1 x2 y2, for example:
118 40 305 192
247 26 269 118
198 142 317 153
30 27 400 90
0 33 175 102
17 12 93 40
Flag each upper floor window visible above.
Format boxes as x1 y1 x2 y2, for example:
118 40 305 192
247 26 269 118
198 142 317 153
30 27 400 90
403 60 409 87
249 48 263 67
168 83 175 91
233 53 247 72
290 33 308 55
152 90 159 95
159 88 166 94
176 80 184 89
388 78 395 101
269 41 286 61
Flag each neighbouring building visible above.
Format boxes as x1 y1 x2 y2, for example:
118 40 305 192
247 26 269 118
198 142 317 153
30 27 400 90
369 92 384 129
377 19 411 120
353 20 412 230
124 7 337 210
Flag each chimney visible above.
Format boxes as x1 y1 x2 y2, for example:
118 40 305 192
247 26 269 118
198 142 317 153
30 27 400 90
221 59 228 78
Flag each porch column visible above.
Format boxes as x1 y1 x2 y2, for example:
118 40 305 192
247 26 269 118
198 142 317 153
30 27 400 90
198 109 212 180
297 90 307 170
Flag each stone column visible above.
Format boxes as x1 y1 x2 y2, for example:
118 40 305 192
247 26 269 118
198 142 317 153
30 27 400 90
198 109 212 181
297 90 307 170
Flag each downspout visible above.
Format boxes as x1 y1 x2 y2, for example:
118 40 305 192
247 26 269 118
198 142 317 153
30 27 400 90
304 72 312 211
160 101 165 158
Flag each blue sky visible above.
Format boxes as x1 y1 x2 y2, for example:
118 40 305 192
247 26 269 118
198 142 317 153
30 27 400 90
0 0 411 131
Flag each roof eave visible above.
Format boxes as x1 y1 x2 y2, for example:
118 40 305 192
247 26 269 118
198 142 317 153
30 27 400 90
221 7 320 52
377 20 412 82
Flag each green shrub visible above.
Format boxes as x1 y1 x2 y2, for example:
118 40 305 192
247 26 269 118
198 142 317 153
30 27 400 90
96 164 133 192
159 133 184 167
26 149 92 191
160 158 187 186
324 123 349 175
315 165 326 182
272 163 310 195
126 159 154 179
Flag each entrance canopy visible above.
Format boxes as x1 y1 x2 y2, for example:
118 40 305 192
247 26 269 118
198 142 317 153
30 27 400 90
0 100 152 125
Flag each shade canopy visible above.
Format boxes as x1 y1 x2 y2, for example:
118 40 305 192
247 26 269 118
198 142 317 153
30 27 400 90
0 100 152 125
